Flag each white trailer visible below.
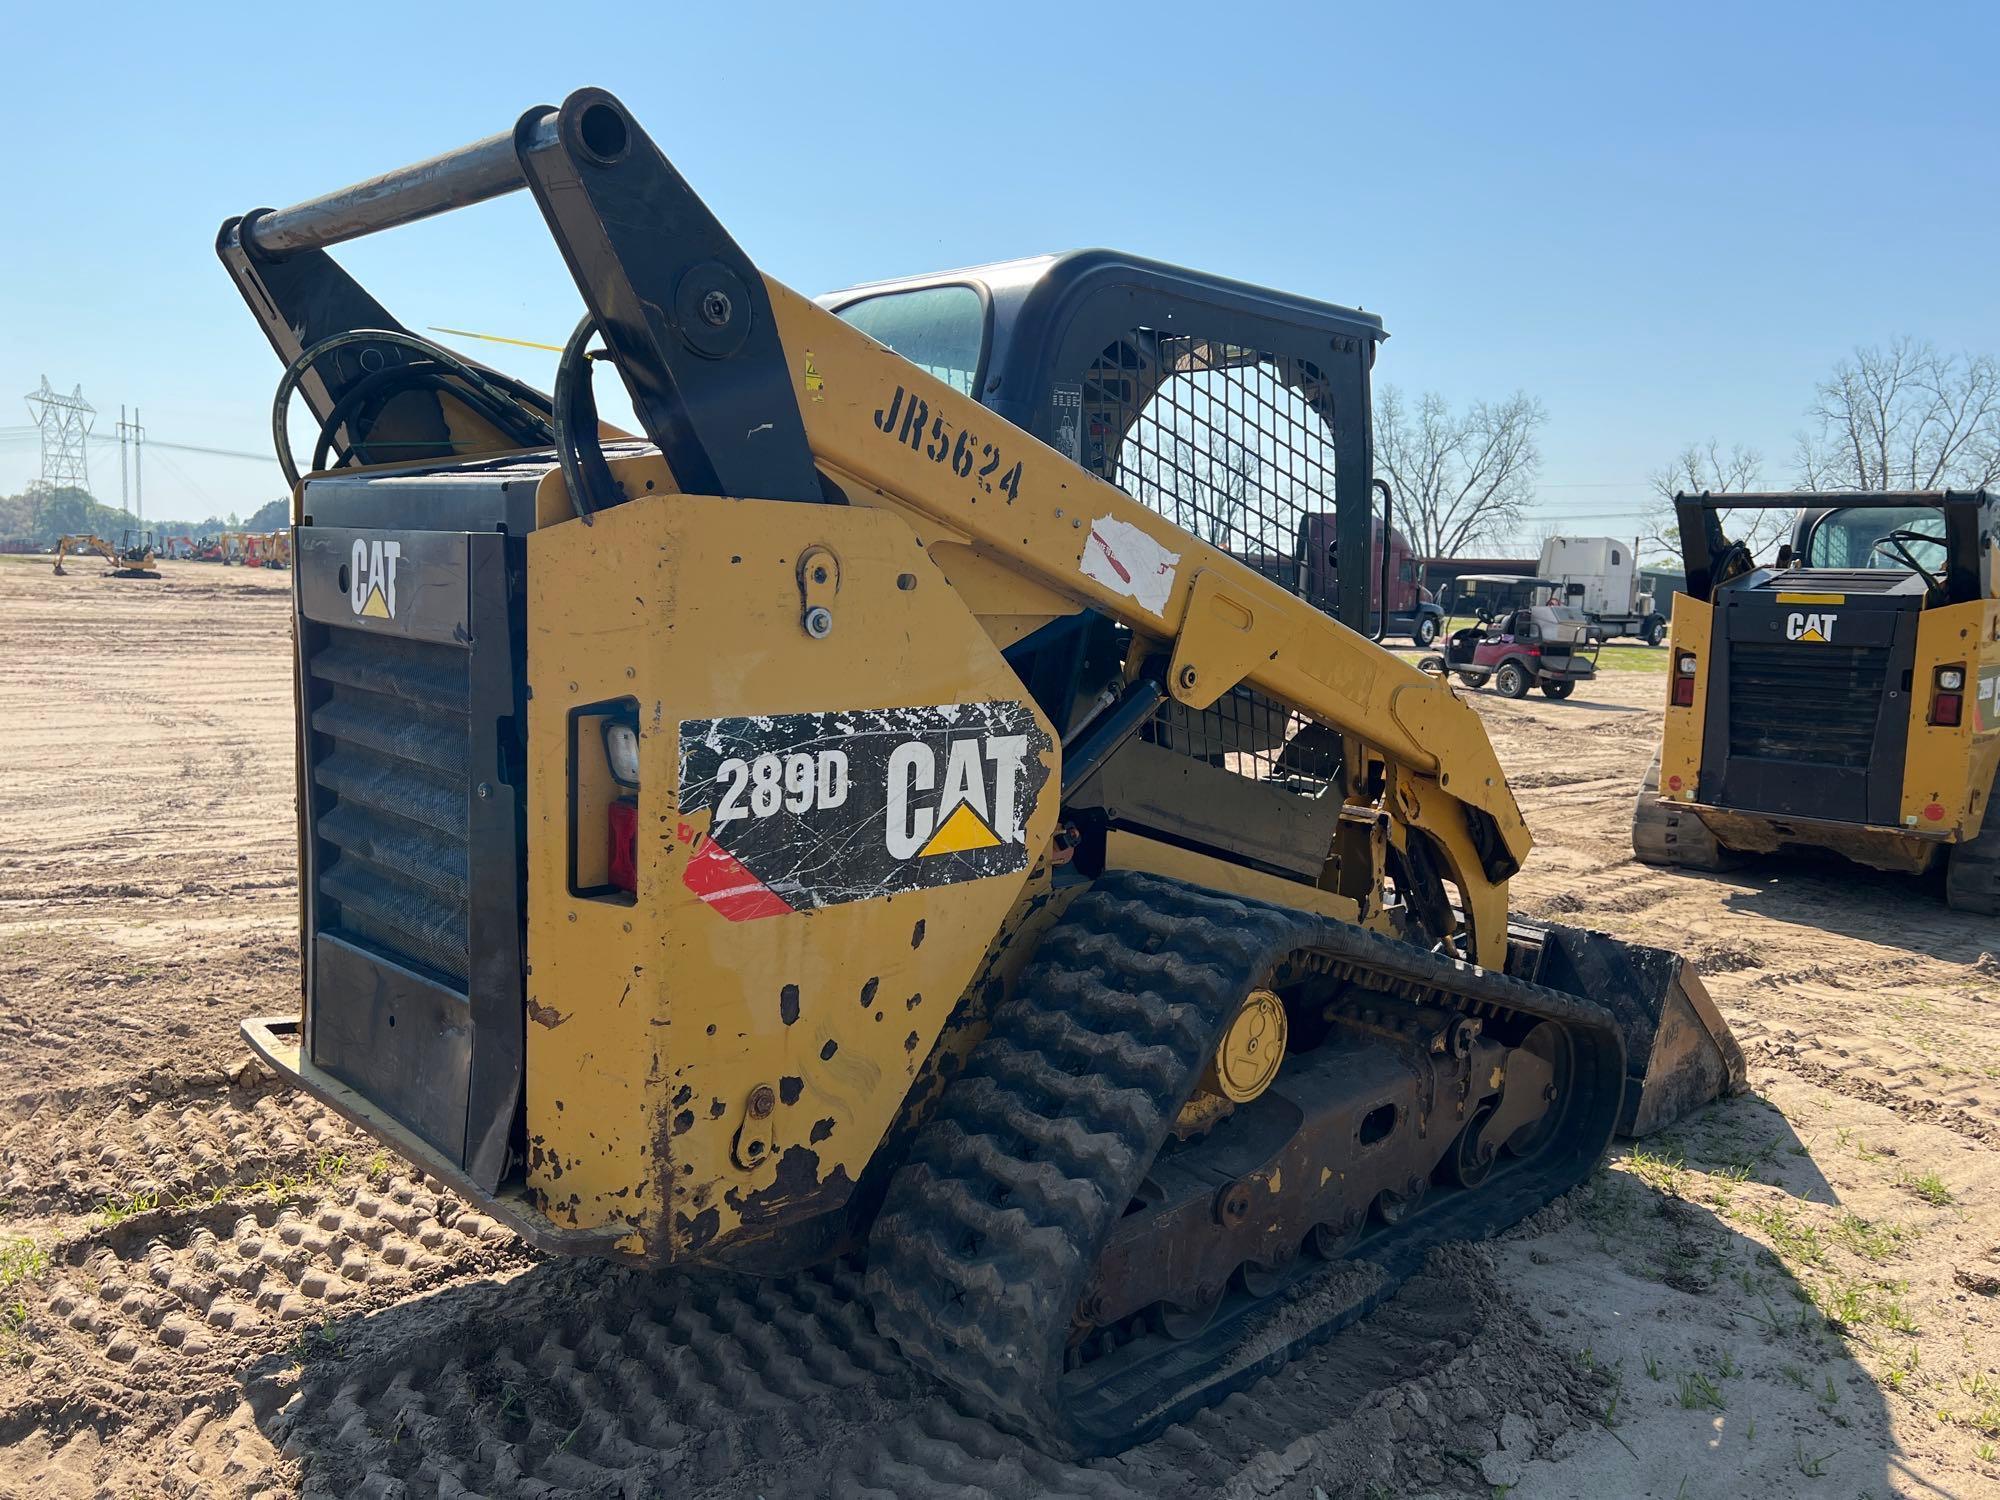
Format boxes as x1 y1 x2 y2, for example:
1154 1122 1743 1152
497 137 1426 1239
1536 535 1667 644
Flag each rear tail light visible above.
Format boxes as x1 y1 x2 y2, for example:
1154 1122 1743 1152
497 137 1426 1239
608 798 639 892
1671 650 1697 707
1931 665 1966 727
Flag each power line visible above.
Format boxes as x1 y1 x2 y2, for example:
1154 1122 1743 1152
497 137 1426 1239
85 431 271 464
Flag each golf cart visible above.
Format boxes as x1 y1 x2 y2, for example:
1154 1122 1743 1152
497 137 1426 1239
1420 575 1600 699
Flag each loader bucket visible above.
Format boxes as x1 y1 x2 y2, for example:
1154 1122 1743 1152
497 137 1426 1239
1529 923 1746 1137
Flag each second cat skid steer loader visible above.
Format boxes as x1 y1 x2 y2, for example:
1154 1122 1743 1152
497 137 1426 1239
225 89 1741 1456
1636 491 2000 910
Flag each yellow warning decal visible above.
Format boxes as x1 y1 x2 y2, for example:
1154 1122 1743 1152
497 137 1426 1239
803 351 824 401
1776 593 1845 604
919 801 1001 856
359 583 392 619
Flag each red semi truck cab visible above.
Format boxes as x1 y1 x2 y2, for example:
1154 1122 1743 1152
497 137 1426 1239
1288 512 1442 647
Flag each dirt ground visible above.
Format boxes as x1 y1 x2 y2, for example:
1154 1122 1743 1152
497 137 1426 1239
1 554 1994 1498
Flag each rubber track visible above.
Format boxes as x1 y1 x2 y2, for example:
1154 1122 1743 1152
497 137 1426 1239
1945 795 2000 914
866 869 1627 1457
866 872 1336 1451
1631 757 1737 870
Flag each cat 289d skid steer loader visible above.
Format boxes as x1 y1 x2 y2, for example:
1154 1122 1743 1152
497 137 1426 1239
225 89 1740 1456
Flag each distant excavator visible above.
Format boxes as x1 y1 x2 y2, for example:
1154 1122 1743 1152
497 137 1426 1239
51 531 159 578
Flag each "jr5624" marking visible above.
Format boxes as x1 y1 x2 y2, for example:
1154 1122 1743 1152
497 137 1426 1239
873 384 1024 503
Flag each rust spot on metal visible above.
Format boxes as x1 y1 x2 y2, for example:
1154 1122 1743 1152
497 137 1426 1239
747 1084 776 1118
911 919 926 948
904 1030 920 1053
780 984 801 1026
859 976 880 1009
672 1084 693 1108
778 1076 803 1105
709 1097 727 1118
906 991 923 1010
819 1039 838 1061
672 1108 695 1135
676 1206 720 1252
730 1145 855 1228
809 1117 835 1144
526 999 569 1029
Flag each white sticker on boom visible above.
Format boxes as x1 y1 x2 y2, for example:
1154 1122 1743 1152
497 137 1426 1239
1081 515 1180 617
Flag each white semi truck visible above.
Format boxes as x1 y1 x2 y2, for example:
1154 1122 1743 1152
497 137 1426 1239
1537 535 1668 644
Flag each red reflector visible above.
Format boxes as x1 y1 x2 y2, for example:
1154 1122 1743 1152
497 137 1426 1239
1932 693 1962 726
1671 676 1695 707
1924 802 1946 822
608 798 639 892
1667 774 1683 791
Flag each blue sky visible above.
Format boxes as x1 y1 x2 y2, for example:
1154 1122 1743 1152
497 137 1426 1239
3 2 1995 541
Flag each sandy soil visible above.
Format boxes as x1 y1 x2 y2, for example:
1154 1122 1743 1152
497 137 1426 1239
0 554 1994 1498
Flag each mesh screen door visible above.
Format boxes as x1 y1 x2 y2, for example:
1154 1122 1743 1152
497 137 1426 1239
1082 331 1349 785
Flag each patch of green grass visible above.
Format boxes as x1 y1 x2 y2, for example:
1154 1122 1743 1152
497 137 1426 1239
1794 1438 1832 1477
1644 1350 1662 1381
1834 1126 1883 1163
1678 1371 1726 1411
93 1189 160 1227
1900 1170 1956 1207
1593 644 1671 674
1626 1146 1690 1198
1830 1212 1913 1263
1738 1201 1831 1270
0 1238 48 1296
1878 1298 1920 1336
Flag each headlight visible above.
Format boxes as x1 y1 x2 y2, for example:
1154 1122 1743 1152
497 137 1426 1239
1938 667 1965 691
603 722 641 787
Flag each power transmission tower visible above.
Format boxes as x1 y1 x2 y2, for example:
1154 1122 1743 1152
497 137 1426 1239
25 376 94 492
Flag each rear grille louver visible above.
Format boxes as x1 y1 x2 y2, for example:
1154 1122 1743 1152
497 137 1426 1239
308 628 471 988
1727 641 1889 770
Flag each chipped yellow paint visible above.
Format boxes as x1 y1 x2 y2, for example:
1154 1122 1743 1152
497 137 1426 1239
503 261 1574 1261
525 493 1056 1261
1900 598 2000 837
1659 594 1712 801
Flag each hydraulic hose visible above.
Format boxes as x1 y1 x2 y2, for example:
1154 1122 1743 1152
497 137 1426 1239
271 328 553 490
552 312 622 521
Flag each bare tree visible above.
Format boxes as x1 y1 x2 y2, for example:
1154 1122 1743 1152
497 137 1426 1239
1795 338 2000 491
1374 386 1546 557
1643 440 1787 560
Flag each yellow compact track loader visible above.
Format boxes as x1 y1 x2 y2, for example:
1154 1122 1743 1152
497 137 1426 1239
225 89 1741 1454
1637 492 2000 912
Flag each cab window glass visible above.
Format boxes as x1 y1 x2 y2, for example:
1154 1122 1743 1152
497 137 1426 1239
1806 506 1946 572
835 285 985 395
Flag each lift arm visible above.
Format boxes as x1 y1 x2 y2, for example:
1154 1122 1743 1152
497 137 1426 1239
219 87 1533 960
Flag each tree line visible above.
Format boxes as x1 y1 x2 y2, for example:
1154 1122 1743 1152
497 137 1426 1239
1375 337 2000 561
0 482 289 550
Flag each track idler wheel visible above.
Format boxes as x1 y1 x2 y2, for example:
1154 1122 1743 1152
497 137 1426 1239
1503 1021 1573 1159
1375 1175 1429 1225
1155 1284 1224 1341
1239 1241 1302 1298
1310 1212 1365 1260
1444 1102 1501 1189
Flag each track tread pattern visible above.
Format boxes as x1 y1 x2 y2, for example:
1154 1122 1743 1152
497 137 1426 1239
865 872 1309 1450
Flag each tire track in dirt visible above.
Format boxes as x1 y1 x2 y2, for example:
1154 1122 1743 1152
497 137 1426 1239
257 1241 1611 1500
1 1077 363 1218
